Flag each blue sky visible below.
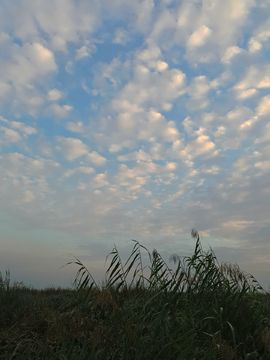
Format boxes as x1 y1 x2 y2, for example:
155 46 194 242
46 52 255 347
0 0 269 291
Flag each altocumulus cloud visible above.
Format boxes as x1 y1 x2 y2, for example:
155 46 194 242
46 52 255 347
0 0 269 291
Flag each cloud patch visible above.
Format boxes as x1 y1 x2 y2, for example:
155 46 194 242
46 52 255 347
56 137 89 161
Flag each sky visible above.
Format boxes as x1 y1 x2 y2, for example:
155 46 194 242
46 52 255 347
0 0 269 292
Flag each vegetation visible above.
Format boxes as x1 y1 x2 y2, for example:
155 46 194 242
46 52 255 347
0 229 269 359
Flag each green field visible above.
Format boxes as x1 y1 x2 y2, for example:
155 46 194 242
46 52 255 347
0 230 269 359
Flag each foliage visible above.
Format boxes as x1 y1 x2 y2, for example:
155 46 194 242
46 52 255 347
0 230 269 359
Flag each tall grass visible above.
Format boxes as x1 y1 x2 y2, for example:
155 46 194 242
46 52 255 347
0 229 269 359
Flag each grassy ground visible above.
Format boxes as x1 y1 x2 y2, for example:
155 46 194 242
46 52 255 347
0 230 269 359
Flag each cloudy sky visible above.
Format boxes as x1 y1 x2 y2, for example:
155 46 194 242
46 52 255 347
0 0 269 291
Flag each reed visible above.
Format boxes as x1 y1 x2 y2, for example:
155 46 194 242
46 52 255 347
0 230 269 359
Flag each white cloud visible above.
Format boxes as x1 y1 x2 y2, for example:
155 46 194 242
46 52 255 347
248 18 270 53
254 160 270 173
26 157 60 175
182 116 196 136
0 153 60 189
87 151 107 166
230 154 253 179
109 144 122 153
0 39 57 115
146 0 256 66
65 61 73 74
221 46 244 64
56 137 90 161
4 1 101 51
139 110 180 142
9 43 57 86
116 160 177 190
0 116 37 136
226 106 254 128
64 166 95 177
184 134 219 160
48 104 73 118
222 220 254 230
237 88 257 99
92 172 110 188
234 65 270 91
248 37 262 52
137 45 162 63
118 149 153 162
0 81 11 98
257 76 270 89
0 126 21 143
22 190 35 203
113 28 129 44
66 121 85 133
186 75 210 110
48 89 64 101
156 61 168 72
151 198 162 209
210 70 233 89
76 45 91 60
112 63 186 112
255 123 270 144
256 95 270 116
187 25 212 47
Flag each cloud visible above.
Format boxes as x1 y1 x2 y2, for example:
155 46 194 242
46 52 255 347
0 153 60 186
48 89 64 101
86 151 107 166
93 57 131 93
109 144 122 153
222 220 254 230
76 45 93 59
47 104 73 118
116 160 178 189
256 95 270 116
118 149 153 162
248 17 270 53
7 121 37 135
102 108 181 153
0 80 11 98
186 75 210 110
184 134 219 160
145 0 256 66
113 28 129 44
111 61 186 112
0 116 37 145
210 70 233 89
0 37 58 115
0 126 21 143
66 121 85 133
254 160 270 173
65 61 73 74
56 137 90 161
234 65 270 93
2 1 102 51
248 37 262 52
8 43 57 86
187 25 212 47
21 190 35 203
221 46 244 64
64 166 95 177
237 88 257 99
92 172 110 188
255 123 270 144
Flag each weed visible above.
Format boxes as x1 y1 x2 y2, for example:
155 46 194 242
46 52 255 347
0 229 269 359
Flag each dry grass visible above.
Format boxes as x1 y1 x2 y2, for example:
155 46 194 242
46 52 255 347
0 229 269 359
